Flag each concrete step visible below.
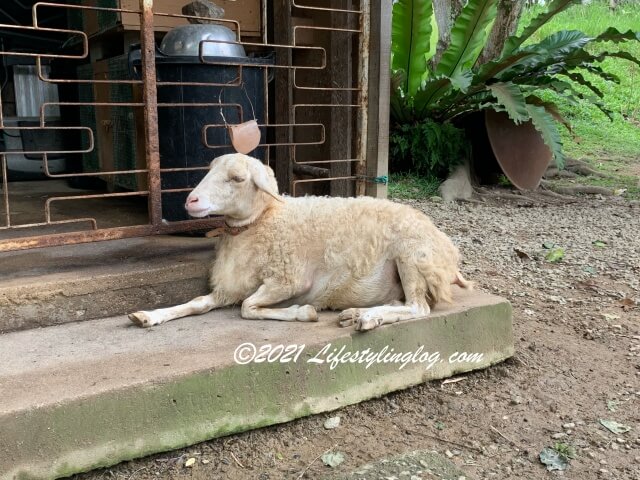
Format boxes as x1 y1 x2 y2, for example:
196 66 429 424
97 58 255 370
0 290 513 480
0 236 216 333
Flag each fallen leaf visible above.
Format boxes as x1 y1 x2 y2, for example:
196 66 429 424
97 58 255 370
619 297 636 311
607 400 619 412
514 248 531 260
539 447 569 471
184 457 196 468
602 313 620 321
583 266 597 275
592 240 607 248
545 248 565 263
542 242 555 249
599 419 631 434
321 451 345 468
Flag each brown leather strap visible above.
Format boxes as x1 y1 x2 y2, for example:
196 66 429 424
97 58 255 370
205 223 250 238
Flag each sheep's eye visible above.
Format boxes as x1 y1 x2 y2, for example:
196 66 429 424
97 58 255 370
230 176 245 183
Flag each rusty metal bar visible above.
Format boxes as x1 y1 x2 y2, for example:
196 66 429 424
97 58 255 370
139 0 162 228
292 176 357 196
202 123 325 149
291 0 362 14
0 126 94 156
199 39 326 70
0 24 87 59
0 218 97 232
0 0 373 251
0 218 224 253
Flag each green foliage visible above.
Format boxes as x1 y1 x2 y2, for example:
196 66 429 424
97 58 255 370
435 0 498 83
387 172 441 199
390 0 640 169
391 0 435 96
520 1 640 161
389 120 469 178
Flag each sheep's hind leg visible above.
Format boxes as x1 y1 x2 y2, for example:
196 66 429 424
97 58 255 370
338 303 429 331
129 293 221 327
241 284 318 322
339 257 431 331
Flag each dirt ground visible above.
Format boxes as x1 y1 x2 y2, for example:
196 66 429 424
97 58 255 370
76 194 640 480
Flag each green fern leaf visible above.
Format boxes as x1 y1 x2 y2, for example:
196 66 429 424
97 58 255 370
488 83 529 125
501 0 582 56
435 0 498 79
392 0 435 96
525 104 565 169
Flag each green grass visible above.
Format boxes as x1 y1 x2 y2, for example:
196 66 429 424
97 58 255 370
520 1 640 161
388 173 441 199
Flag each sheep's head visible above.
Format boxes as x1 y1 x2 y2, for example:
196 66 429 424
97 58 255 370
185 153 281 224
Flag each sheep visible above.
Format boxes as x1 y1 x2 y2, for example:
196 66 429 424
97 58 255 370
128 153 472 331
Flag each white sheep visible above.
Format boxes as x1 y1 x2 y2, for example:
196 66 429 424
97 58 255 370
129 153 472 331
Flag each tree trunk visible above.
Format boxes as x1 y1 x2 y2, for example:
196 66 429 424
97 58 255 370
477 0 524 65
432 0 465 66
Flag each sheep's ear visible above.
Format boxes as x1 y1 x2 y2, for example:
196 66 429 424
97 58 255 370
248 158 282 202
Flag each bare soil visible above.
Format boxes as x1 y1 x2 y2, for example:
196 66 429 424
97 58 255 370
76 195 640 480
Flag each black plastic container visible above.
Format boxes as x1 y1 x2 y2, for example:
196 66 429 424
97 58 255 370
129 46 271 221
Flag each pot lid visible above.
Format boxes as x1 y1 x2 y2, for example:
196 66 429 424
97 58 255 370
160 24 246 58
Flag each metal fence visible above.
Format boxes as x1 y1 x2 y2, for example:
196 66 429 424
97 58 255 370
0 0 373 252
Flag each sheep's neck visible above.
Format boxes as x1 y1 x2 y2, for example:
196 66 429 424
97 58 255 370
224 195 277 228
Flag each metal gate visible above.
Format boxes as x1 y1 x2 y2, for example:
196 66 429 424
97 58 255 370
0 0 389 252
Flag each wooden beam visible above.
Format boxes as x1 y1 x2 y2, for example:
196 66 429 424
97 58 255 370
273 0 294 194
365 0 390 198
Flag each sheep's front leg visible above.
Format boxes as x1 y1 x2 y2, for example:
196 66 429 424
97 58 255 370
129 293 222 328
241 284 317 322
338 303 430 331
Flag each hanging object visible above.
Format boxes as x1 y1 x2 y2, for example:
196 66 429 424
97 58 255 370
228 120 261 154
219 85 261 154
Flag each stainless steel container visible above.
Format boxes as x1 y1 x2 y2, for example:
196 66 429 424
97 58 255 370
159 24 246 57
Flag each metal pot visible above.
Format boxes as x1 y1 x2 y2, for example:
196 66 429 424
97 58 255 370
159 24 246 58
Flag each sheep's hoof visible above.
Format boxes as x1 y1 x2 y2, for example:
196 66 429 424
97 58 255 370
128 311 155 328
355 313 382 331
298 305 318 322
338 308 360 328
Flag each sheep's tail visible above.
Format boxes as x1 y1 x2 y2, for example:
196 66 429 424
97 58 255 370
454 271 474 291
415 262 455 307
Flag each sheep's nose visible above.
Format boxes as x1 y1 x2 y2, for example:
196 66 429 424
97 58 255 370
185 194 199 207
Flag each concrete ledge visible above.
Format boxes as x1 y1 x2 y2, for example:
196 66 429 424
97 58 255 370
0 236 216 333
0 291 513 480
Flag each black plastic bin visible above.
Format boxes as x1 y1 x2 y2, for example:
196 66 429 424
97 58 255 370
129 46 271 221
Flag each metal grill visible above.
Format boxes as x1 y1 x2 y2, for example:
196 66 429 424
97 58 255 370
0 0 387 252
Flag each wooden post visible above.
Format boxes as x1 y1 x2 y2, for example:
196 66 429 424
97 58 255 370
329 2 354 197
273 0 294 194
365 0 390 198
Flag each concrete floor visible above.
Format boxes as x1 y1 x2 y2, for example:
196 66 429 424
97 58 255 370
0 290 513 480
